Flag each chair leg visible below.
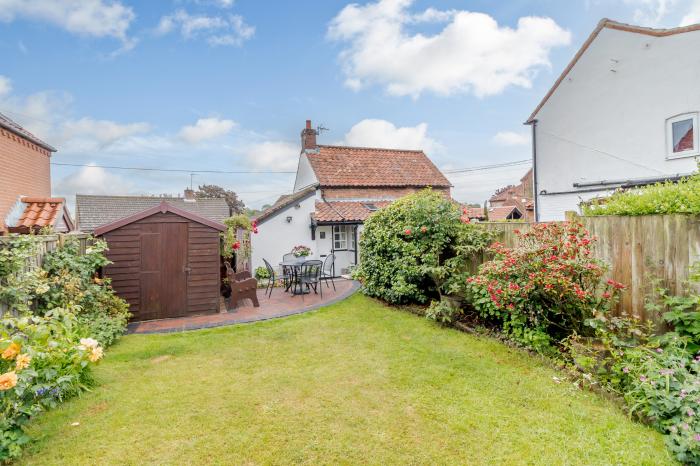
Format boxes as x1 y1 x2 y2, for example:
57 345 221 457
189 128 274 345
330 277 336 291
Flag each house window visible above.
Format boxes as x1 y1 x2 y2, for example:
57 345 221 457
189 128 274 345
333 225 347 250
348 226 356 251
666 113 699 158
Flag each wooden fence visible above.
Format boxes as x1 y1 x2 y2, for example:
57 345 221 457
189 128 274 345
479 215 700 323
0 233 90 316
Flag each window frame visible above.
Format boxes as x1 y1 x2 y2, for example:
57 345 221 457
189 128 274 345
333 225 348 250
666 112 699 160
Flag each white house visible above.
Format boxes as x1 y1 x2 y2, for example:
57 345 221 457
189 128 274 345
251 120 452 274
527 19 700 221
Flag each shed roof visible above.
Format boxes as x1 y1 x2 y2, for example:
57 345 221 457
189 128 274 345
305 145 451 188
0 112 56 152
94 201 226 236
76 194 230 232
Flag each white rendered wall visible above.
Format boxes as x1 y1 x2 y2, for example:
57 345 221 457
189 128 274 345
293 153 318 192
251 192 318 271
534 27 700 221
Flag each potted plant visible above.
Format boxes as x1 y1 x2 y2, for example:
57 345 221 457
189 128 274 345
291 245 312 257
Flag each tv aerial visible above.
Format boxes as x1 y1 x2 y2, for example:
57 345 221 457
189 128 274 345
316 124 329 135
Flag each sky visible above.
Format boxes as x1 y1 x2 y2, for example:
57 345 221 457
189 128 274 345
2 0 700 210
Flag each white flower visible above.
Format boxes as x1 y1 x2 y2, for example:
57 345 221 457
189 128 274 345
79 338 99 350
35 283 50 294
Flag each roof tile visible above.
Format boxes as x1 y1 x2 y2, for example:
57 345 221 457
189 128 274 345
314 200 390 223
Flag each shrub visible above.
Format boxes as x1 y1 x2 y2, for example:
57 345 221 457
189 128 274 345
254 266 270 281
465 222 621 353
0 308 103 462
583 168 700 216
356 189 495 305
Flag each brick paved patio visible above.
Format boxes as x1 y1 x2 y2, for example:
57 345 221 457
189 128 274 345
128 279 359 334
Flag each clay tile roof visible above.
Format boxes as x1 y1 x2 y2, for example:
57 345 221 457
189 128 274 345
0 112 56 152
306 145 451 188
487 206 522 221
255 185 317 224
314 200 391 223
464 207 485 219
15 197 71 230
76 194 230 232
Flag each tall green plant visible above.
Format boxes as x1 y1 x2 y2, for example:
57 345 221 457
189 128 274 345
356 189 495 304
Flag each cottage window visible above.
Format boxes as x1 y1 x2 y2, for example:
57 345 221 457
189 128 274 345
666 113 699 158
333 225 347 250
348 226 357 251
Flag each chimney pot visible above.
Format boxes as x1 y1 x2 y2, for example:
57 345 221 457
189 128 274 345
306 119 312 129
184 188 195 202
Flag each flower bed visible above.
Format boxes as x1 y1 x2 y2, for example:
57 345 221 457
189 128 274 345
0 235 128 461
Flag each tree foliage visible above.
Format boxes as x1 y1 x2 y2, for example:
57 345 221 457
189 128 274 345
195 184 245 215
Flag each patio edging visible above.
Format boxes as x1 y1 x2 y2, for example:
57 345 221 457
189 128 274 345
127 280 361 334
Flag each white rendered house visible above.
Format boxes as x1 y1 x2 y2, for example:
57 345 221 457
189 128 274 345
251 120 451 274
527 19 700 221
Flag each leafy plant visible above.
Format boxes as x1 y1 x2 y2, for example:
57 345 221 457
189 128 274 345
583 167 700 216
291 245 312 257
465 222 622 353
356 189 494 305
254 266 270 281
221 215 257 260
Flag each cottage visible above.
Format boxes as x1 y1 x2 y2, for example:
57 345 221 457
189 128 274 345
527 19 700 221
0 112 57 233
95 201 225 322
251 120 451 274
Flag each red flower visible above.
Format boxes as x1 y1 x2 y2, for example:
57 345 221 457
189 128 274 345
253 227 259 234
404 229 412 235
232 241 241 250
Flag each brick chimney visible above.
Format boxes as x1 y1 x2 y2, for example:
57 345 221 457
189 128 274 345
301 119 317 151
184 188 195 202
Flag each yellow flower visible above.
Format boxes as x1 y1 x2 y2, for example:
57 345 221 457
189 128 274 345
89 346 103 363
0 371 17 391
78 338 99 351
15 354 31 371
1 342 20 360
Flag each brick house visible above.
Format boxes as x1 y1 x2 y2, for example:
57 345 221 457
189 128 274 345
487 168 534 221
251 120 452 274
0 112 57 234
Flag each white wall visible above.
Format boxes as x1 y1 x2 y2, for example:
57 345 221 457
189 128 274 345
251 191 318 272
293 153 318 192
534 27 700 221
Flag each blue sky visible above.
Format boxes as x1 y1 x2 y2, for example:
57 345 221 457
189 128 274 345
2 0 699 209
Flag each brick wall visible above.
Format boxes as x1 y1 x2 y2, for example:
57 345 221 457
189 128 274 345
0 128 52 232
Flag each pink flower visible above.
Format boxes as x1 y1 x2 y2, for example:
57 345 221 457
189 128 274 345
687 409 695 417
622 367 630 374
639 375 647 382
695 434 700 442
656 348 664 353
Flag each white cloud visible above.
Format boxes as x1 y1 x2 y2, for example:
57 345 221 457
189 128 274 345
0 0 135 46
338 119 440 152
156 9 254 46
680 0 700 24
179 117 237 143
0 76 11 97
327 0 571 98
241 141 299 171
622 0 678 25
62 118 151 149
493 131 530 146
54 165 134 197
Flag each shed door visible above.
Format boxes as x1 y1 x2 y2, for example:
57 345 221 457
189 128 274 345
139 222 188 320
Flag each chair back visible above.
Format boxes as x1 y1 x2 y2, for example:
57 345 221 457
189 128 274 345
283 252 295 262
299 260 322 282
322 254 335 275
263 258 276 278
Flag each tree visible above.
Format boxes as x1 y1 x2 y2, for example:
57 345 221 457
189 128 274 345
195 184 245 215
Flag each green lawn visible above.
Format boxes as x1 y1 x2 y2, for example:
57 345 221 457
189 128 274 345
21 294 673 465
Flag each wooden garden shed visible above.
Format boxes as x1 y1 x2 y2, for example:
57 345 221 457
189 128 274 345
95 201 225 322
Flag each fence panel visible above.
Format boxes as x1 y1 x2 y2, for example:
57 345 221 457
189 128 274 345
0 233 90 317
478 216 700 323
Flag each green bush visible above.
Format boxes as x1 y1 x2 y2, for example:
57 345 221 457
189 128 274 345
0 235 127 460
1 308 103 462
254 266 270 280
583 169 700 216
356 189 495 305
465 222 622 353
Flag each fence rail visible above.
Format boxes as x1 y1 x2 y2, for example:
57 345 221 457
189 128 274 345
479 215 700 323
0 233 90 317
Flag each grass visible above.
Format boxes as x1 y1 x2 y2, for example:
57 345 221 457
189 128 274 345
21 294 673 465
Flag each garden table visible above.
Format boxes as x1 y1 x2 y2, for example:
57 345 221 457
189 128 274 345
279 257 311 295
